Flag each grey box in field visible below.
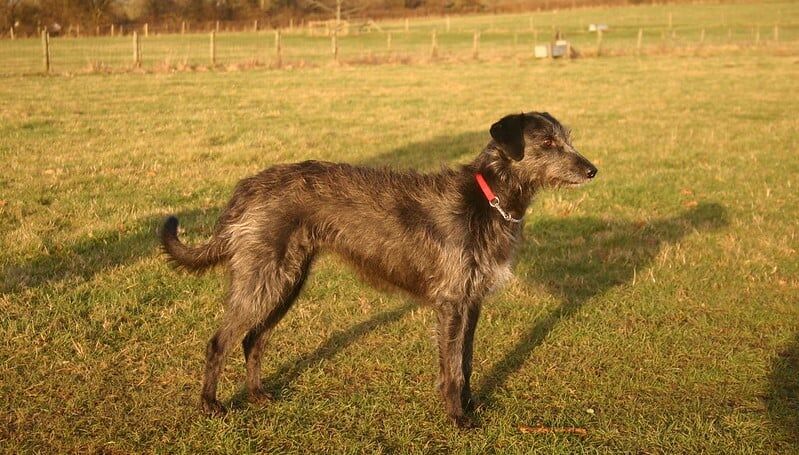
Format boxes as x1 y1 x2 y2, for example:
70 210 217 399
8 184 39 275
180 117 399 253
551 40 569 58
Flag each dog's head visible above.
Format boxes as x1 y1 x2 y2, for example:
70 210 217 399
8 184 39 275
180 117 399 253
489 112 597 188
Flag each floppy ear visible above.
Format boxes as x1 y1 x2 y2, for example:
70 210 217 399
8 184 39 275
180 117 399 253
489 113 526 161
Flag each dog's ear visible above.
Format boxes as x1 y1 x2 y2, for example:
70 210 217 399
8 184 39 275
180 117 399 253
490 113 526 161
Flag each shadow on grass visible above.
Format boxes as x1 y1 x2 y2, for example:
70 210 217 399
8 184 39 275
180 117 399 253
475 202 729 408
227 302 416 407
3 130 488 294
766 332 799 447
359 130 485 170
1 207 219 293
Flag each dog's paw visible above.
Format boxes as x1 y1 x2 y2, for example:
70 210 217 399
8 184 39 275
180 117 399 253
451 414 477 430
248 389 274 404
463 396 478 413
201 399 227 417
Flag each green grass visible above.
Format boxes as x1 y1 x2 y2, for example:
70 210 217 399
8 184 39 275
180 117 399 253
2 3 799 453
1 1 799 74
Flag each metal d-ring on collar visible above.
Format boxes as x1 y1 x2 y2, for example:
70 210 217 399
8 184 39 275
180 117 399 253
488 196 523 223
475 173 523 224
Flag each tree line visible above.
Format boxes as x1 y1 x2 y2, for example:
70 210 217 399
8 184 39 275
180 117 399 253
1 0 655 35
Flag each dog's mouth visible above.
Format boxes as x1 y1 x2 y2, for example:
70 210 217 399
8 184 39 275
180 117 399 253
553 178 590 188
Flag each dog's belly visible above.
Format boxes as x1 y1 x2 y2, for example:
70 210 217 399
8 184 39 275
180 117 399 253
333 245 432 298
305 196 470 302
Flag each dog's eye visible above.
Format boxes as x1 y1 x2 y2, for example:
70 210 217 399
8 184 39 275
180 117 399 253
542 138 555 148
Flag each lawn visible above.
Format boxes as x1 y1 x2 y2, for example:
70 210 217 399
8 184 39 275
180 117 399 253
1 4 799 453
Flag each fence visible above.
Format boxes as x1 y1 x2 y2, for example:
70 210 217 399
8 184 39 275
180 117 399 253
2 7 797 75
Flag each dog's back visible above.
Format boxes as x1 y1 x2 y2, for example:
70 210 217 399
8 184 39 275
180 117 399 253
162 160 471 299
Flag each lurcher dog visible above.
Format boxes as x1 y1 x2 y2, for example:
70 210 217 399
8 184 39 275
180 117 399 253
160 112 597 428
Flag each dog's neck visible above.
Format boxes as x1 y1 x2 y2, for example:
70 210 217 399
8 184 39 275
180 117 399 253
469 143 537 220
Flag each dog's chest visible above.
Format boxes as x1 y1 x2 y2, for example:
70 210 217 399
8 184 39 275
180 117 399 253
490 260 514 291
465 249 515 298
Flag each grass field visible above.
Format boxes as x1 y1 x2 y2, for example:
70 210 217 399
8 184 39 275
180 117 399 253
2 2 799 453
1 1 799 74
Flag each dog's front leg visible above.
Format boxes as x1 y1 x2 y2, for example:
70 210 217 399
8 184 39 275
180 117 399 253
461 302 480 413
435 301 480 428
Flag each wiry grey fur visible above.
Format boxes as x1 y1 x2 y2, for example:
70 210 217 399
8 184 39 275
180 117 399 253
160 112 597 428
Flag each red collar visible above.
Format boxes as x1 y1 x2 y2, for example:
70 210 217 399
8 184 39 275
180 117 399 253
474 173 523 223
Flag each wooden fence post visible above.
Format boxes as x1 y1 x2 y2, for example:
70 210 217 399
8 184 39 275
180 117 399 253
41 30 50 73
332 31 338 62
111 24 115 36
472 31 480 59
386 32 392 51
133 31 141 67
254 20 258 32
274 29 282 67
289 18 294 30
181 21 186 35
596 28 603 57
76 24 80 37
9 27 14 40
636 27 643 54
430 29 438 58
215 21 220 33
405 18 409 32
144 23 148 37
210 31 216 65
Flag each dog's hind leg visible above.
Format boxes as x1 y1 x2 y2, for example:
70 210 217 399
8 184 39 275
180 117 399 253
200 280 260 416
242 253 314 402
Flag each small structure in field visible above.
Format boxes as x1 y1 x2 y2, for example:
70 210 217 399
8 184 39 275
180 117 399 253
534 44 550 58
551 40 570 57
588 23 609 32
535 40 575 59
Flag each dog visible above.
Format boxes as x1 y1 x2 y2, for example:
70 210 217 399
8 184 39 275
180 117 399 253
160 111 597 428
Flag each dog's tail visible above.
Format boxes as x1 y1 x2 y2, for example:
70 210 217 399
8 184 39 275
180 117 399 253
160 216 227 273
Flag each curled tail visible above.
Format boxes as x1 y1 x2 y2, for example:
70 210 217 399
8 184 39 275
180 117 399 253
160 216 227 273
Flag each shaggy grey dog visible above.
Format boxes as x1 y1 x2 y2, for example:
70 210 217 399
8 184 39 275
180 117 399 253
160 112 597 428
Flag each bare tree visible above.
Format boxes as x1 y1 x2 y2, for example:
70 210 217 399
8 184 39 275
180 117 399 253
0 0 23 29
301 0 364 24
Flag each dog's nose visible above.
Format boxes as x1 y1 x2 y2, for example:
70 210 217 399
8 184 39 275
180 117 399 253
586 167 598 179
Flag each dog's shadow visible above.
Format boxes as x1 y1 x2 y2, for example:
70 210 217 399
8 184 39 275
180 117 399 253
360 131 485 170
766 332 799 447
236 202 728 412
474 202 728 407
2 207 219 293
